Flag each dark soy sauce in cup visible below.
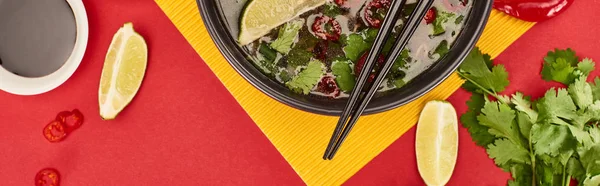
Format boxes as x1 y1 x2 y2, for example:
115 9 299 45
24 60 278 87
0 0 76 77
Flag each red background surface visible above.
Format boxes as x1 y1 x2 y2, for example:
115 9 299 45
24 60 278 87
1 0 599 185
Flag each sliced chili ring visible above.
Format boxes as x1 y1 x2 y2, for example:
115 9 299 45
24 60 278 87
334 0 346 6
424 7 437 24
355 52 386 82
55 109 84 132
35 168 60 186
311 15 342 41
364 0 392 28
43 120 67 143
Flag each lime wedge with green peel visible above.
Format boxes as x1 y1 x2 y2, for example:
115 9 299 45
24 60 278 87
238 0 327 45
99 23 148 120
416 101 458 186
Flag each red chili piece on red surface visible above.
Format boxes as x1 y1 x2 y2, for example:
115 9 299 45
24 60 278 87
355 52 386 82
424 7 437 24
55 109 84 132
313 41 329 61
35 168 60 186
311 15 342 41
364 0 392 28
334 0 346 6
493 0 573 22
43 121 67 143
317 76 341 98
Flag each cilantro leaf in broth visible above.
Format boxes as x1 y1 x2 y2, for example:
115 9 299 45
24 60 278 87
432 11 455 36
331 60 356 92
270 20 304 54
287 46 313 68
285 60 325 94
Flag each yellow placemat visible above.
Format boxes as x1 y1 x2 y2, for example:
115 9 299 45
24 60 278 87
155 1 534 185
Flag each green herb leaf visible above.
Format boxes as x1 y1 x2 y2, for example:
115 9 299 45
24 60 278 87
287 47 313 68
286 60 325 94
568 76 594 109
432 11 455 36
591 77 600 101
578 58 596 75
458 48 510 94
531 124 577 157
270 20 304 54
430 40 449 59
487 138 531 166
343 29 379 61
511 92 538 122
477 101 525 148
323 3 343 17
580 143 600 176
541 48 580 84
507 164 533 186
461 93 496 147
537 88 578 125
331 60 356 92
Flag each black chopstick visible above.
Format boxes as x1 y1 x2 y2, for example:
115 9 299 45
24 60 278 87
323 0 436 160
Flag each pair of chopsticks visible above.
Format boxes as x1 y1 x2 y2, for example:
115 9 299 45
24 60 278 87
323 0 435 160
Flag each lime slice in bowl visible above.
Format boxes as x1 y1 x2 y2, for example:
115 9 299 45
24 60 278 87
238 0 327 45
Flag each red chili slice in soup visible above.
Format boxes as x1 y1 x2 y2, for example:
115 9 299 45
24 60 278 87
311 15 342 41
355 52 386 82
424 7 437 24
43 120 67 143
334 0 346 6
364 0 392 28
493 0 573 22
35 168 60 186
317 76 341 98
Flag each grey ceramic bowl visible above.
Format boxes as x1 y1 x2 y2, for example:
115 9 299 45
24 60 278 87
197 0 492 115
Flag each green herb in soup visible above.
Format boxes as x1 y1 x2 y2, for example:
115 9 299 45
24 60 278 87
243 0 472 98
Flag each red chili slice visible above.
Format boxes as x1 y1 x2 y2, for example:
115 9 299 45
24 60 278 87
55 109 84 132
43 121 67 143
364 0 392 28
424 7 436 24
311 15 342 41
35 168 60 186
355 52 386 82
317 76 341 98
334 0 346 6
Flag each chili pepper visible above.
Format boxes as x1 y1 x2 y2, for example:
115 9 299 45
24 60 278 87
317 76 341 98
55 109 84 132
311 15 342 41
334 0 346 6
355 52 386 82
424 7 437 24
35 168 60 186
364 0 392 28
493 0 574 22
43 121 67 143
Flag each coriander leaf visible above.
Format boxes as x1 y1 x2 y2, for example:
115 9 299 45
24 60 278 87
487 138 531 166
578 58 596 75
270 20 304 54
432 11 455 36
535 161 565 186
286 60 325 94
516 112 534 140
331 60 356 92
429 40 449 59
567 157 586 182
460 93 496 147
544 48 579 66
343 29 379 61
568 76 594 109
541 48 580 84
455 15 465 25
259 43 278 62
531 124 577 157
459 48 510 94
537 88 578 125
287 47 313 68
393 79 406 88
591 77 600 101
580 143 600 176
477 101 525 148
507 164 533 186
511 92 538 122
323 3 343 17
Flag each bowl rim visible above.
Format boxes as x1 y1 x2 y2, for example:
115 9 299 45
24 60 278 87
0 0 89 96
197 0 493 116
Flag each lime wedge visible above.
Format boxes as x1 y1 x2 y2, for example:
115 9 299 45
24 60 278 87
238 0 327 45
98 23 148 120
416 101 459 186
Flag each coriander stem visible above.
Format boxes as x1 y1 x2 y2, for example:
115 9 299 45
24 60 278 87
529 131 536 186
457 72 508 104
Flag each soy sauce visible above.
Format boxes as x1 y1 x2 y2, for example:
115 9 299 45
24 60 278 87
0 0 76 77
